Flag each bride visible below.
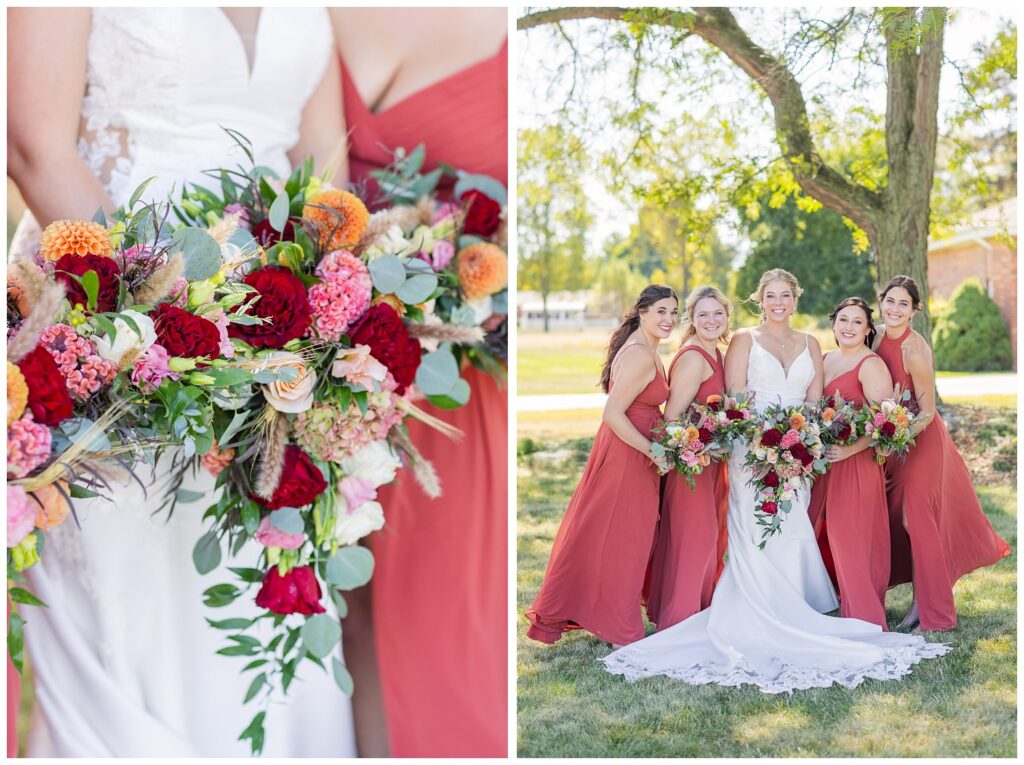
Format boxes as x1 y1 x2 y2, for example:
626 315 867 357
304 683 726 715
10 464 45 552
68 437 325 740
602 269 949 692
8 8 353 756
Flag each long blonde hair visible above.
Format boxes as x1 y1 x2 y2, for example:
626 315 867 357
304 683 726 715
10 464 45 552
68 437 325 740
679 285 731 346
747 268 803 319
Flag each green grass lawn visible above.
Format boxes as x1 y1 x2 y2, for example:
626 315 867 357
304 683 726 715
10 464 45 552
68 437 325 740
517 404 1017 757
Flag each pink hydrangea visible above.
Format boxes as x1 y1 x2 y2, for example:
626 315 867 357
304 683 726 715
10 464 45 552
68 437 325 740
254 513 306 550
7 485 35 548
780 429 801 449
66 355 118 401
40 324 94 375
131 343 178 392
293 393 402 462
8 414 52 478
308 250 372 341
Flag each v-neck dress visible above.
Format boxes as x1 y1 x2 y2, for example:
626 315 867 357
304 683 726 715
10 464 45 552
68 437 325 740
340 39 508 757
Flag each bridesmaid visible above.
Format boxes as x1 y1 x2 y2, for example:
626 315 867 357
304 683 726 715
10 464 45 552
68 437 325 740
807 297 894 628
873 275 1011 631
645 286 730 630
526 285 677 646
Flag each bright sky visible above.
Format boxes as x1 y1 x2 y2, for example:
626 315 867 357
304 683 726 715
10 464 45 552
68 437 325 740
517 6 1014 260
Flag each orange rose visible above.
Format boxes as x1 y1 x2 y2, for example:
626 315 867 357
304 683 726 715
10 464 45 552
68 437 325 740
684 426 701 444
896 411 909 427
705 394 723 406
820 407 835 423
31 480 71 531
789 412 806 430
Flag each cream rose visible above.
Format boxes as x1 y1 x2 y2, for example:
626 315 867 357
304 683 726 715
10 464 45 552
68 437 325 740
331 345 388 391
261 352 316 413
333 500 385 547
91 310 157 369
338 440 402 488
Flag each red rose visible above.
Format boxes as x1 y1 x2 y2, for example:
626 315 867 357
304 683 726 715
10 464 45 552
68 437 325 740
836 423 852 442
460 190 502 237
255 565 325 615
17 345 74 426
253 216 301 248
881 421 897 438
761 501 778 516
697 427 713 444
725 409 745 421
252 445 327 510
349 304 422 395
706 398 723 412
790 442 813 466
53 254 121 312
228 266 311 349
760 428 783 447
762 471 780 488
153 304 221 359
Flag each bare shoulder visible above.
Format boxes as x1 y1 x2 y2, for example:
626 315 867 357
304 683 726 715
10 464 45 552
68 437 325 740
802 332 823 353
729 328 754 347
871 324 885 349
862 354 891 379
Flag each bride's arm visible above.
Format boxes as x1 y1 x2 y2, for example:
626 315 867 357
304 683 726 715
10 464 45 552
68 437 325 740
289 51 348 186
803 334 824 403
7 9 115 226
724 329 752 394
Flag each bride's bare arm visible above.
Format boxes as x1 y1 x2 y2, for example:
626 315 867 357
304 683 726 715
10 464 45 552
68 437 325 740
724 329 752 393
804 334 824 403
290 48 348 185
8 9 115 226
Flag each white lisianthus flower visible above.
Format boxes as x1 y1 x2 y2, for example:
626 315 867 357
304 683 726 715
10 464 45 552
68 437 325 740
261 351 316 413
364 224 418 262
409 224 435 254
466 295 493 325
92 310 156 369
780 489 796 502
333 500 385 547
338 440 402 488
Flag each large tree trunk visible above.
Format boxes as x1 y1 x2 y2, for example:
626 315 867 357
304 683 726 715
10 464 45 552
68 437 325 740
542 290 550 333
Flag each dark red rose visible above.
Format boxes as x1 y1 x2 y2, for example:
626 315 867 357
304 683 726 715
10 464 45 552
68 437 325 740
153 303 221 359
706 397 723 412
825 396 836 409
725 409 745 421
255 565 325 615
228 266 311 350
349 304 422 395
762 471 780 488
790 442 813 466
760 428 783 447
251 446 327 510
698 427 713 444
17 345 74 426
53 254 121 312
252 216 301 248
836 423 852 442
761 501 778 516
881 421 897 438
460 190 502 237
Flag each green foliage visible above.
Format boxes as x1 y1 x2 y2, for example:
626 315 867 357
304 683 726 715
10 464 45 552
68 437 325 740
735 193 875 317
932 278 1012 372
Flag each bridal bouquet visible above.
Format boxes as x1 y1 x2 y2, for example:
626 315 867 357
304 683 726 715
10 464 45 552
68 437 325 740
864 387 917 464
745 405 827 548
6 193 267 670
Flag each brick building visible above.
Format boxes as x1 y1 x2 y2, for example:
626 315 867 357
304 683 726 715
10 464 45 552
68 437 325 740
927 197 1017 366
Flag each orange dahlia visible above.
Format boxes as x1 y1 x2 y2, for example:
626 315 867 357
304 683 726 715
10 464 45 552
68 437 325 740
39 220 113 262
371 292 406 317
32 479 71 531
7 362 28 426
457 243 507 300
302 189 369 250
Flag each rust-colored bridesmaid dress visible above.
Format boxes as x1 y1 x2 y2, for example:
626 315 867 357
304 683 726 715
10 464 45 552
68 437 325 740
876 328 1010 630
645 345 728 630
340 41 507 756
807 354 890 628
526 350 669 645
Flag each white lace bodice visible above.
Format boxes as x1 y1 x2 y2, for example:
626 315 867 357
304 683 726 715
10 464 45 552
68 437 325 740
77 7 332 205
746 336 815 412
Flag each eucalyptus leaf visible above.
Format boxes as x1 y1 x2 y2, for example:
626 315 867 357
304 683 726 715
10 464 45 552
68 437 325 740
453 173 507 205
395 272 438 304
300 613 342 659
325 546 375 590
268 190 290 233
192 530 222 575
415 348 460 396
241 503 260 535
172 228 222 281
368 255 406 293
268 507 304 534
491 290 508 314
59 418 111 452
176 488 207 503
332 657 355 695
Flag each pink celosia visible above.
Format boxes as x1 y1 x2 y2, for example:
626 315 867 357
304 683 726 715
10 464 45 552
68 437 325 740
337 476 376 511
8 414 52 478
131 343 179 392
254 513 306 550
308 250 372 341
293 394 402 463
780 429 801 449
7 485 35 548
40 324 94 375
66 355 118 401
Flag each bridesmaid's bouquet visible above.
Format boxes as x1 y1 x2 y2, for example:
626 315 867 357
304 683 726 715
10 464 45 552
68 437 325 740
865 387 917 464
746 404 827 548
651 419 715 490
813 393 863 448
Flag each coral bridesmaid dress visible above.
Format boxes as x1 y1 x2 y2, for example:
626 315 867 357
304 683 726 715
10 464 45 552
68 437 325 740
876 328 1010 630
340 41 507 757
645 345 728 630
807 354 890 628
526 349 669 645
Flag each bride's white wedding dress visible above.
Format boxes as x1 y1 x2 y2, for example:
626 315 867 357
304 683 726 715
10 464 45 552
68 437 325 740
602 337 950 692
15 8 355 756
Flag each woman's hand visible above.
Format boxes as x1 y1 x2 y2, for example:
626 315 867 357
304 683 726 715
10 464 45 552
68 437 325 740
648 443 671 474
824 443 858 462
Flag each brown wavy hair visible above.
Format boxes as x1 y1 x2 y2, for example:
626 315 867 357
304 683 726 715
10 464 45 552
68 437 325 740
599 285 677 393
878 275 923 311
679 285 731 346
829 297 877 348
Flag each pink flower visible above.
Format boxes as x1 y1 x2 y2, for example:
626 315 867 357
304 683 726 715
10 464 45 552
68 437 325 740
131 343 179 391
66 355 117 401
7 485 35 547
167 278 189 308
780 429 801 448
431 202 460 225
331 345 388 390
211 310 235 359
308 250 372 341
681 450 698 467
224 203 251 230
425 239 455 271
7 414 52 478
40 324 93 375
873 412 886 428
337 476 377 511
254 513 306 550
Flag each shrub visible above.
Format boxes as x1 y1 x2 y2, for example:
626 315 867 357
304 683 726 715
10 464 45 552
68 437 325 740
932 278 1013 372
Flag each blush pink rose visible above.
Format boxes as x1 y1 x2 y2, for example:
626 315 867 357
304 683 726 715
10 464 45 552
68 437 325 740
331 345 388 391
254 513 306 550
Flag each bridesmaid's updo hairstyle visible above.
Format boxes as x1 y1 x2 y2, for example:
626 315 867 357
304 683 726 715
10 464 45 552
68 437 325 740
679 285 732 346
878 274 923 311
829 296 877 348
747 268 803 319
600 284 677 393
